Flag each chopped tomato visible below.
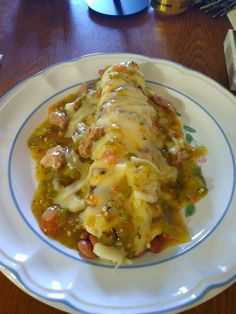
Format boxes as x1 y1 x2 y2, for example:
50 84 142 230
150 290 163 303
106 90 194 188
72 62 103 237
40 206 60 235
99 68 105 77
48 103 58 114
190 194 198 203
102 151 117 165
113 64 127 72
173 129 182 139
88 194 98 206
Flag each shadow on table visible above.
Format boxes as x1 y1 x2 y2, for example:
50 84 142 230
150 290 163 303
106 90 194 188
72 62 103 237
88 4 150 27
88 7 151 54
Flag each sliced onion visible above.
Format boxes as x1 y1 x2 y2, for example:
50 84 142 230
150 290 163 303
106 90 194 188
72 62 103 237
52 179 62 192
93 243 130 265
65 102 75 119
133 190 157 203
130 156 160 174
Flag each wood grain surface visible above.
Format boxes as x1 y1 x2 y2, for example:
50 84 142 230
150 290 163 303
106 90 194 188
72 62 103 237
0 0 235 313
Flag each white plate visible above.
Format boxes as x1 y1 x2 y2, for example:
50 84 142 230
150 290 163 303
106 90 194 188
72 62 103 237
0 53 236 314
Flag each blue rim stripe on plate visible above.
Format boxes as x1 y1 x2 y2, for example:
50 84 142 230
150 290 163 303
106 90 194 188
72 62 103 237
1 52 236 106
0 53 234 314
8 80 236 270
1 256 236 314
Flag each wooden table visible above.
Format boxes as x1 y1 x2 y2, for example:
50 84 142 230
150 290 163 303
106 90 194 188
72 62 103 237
0 1 235 313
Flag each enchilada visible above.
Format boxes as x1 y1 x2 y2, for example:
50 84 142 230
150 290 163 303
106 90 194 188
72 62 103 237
28 61 208 263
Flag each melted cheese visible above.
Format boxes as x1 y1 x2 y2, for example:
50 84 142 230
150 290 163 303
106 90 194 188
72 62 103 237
66 102 97 137
54 160 104 212
77 62 178 256
49 61 198 262
93 243 127 265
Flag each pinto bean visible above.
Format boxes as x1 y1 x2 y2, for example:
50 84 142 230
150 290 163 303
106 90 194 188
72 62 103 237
149 236 162 254
77 240 96 259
